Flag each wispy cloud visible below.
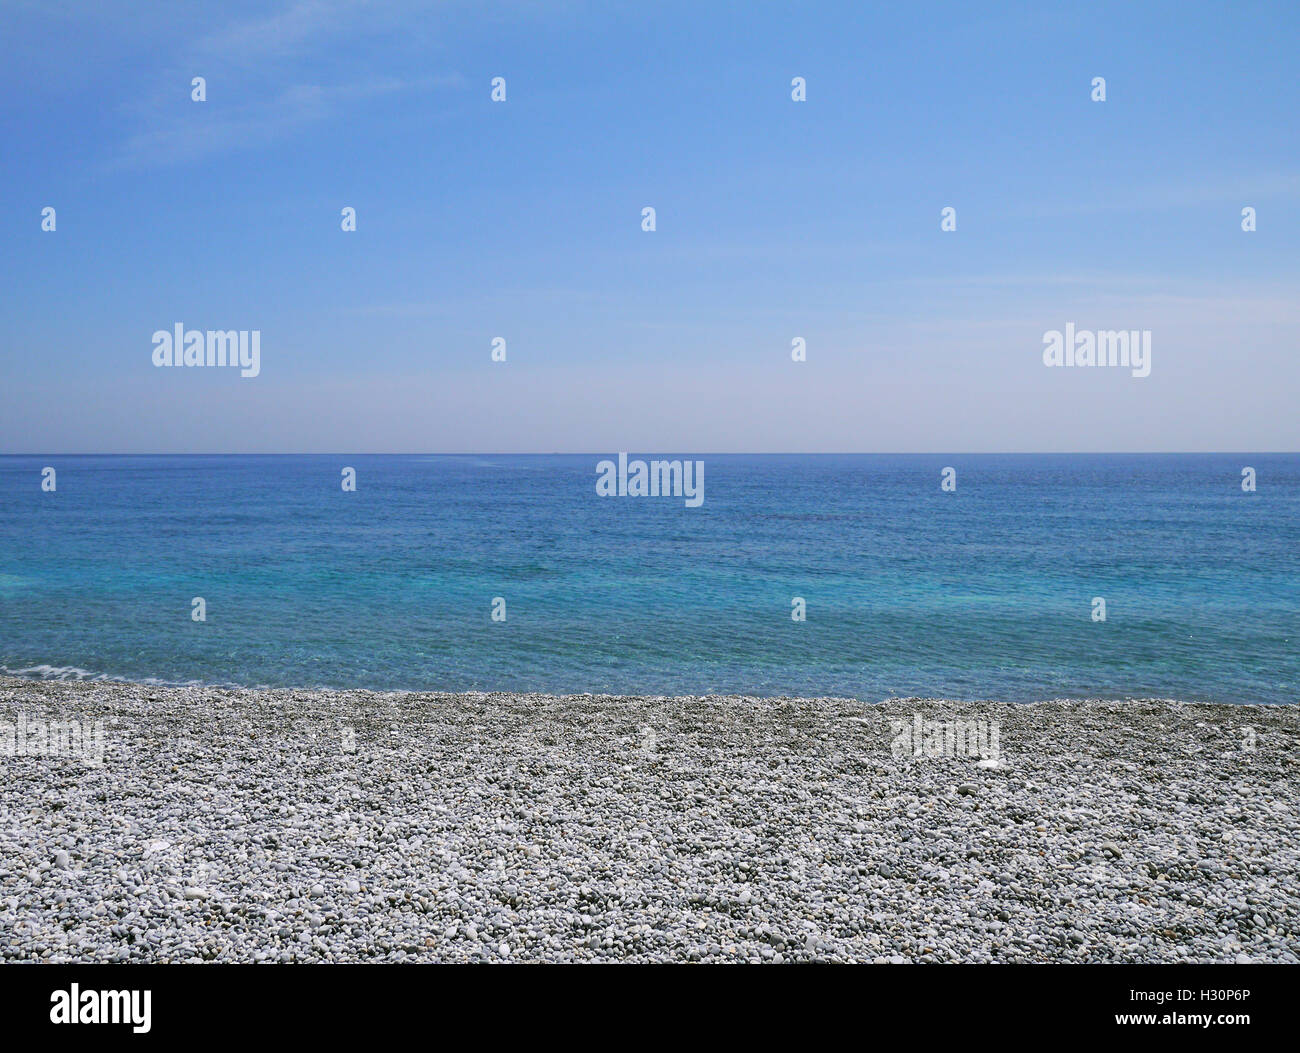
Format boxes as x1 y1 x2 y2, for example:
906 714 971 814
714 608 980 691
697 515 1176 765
196 0 373 59
107 0 461 169
110 73 462 169
1018 171 1300 218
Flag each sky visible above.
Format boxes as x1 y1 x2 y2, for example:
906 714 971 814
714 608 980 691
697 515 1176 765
1 0 1297 453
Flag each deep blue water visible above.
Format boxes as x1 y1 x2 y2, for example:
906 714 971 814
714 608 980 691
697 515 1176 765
0 454 1296 703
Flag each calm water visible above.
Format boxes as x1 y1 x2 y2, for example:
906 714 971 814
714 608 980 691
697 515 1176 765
0 454 1296 703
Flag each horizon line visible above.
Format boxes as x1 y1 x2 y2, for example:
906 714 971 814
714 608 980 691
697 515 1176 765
2 451 1296 458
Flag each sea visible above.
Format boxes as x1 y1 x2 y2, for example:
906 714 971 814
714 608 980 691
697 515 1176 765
1 454 1295 703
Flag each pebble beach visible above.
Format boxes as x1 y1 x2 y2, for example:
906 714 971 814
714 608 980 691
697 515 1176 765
1 675 1296 963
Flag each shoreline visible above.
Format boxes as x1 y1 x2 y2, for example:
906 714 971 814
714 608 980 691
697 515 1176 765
1 676 1296 962
0 669 1279 708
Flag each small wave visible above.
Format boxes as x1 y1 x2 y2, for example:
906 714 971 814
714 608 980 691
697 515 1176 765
0 664 207 688
3 664 107 681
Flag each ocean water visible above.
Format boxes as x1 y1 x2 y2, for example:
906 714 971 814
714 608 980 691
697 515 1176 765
0 454 1296 703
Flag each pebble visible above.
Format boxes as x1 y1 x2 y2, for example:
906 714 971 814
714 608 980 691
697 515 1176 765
0 676 1296 964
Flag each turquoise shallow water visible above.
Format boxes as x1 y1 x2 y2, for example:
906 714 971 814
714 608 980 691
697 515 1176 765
0 454 1296 702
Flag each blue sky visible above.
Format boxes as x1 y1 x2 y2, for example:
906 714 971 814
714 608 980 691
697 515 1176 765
2 0 1297 452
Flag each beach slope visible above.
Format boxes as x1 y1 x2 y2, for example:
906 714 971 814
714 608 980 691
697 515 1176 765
1 676 1296 962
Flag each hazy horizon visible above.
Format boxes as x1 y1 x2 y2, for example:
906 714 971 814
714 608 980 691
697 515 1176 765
4 450 1299 457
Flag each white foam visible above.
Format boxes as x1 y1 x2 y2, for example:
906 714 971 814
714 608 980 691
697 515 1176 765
2 664 105 681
